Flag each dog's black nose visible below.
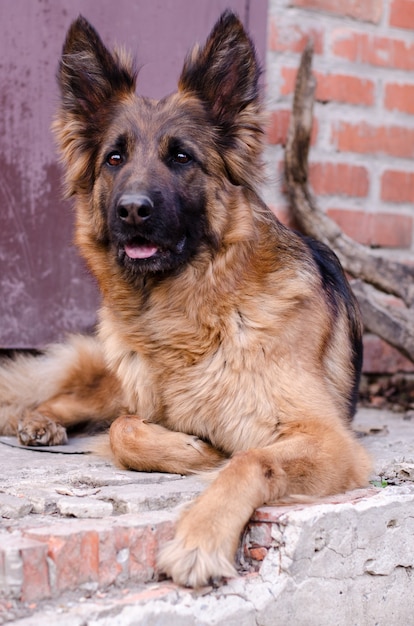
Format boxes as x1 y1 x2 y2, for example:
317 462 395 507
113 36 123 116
117 194 153 225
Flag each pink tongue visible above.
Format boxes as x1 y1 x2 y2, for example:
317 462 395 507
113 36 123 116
124 244 158 259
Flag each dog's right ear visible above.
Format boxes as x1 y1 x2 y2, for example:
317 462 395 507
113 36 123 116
57 16 136 117
54 17 137 197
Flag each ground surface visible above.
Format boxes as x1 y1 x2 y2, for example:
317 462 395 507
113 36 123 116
1 407 413 625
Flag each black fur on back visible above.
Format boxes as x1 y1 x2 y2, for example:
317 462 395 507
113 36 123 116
301 235 363 419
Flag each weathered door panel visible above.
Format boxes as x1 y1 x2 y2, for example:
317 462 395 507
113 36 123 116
0 0 268 347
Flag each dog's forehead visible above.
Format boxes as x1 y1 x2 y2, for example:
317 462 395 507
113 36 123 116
112 91 212 141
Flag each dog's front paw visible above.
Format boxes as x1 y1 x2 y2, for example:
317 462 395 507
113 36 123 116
17 413 68 446
157 521 237 588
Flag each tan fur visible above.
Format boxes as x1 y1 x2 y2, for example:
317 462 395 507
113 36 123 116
109 416 226 473
0 335 123 445
0 12 371 586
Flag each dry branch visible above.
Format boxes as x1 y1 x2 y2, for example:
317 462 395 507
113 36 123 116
351 280 414 363
284 43 414 362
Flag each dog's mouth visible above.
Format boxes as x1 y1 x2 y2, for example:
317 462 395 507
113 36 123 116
124 238 159 260
118 235 187 274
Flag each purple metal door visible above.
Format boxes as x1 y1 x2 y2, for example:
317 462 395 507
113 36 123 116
0 0 268 348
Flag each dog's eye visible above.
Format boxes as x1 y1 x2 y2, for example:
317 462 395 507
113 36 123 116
106 151 124 167
172 151 192 165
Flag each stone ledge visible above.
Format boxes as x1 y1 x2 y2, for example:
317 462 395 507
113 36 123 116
2 485 414 609
1 408 414 624
4 484 414 625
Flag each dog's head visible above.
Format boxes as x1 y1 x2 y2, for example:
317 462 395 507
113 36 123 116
54 11 263 280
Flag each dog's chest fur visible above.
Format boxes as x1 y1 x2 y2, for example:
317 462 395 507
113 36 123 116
98 256 323 455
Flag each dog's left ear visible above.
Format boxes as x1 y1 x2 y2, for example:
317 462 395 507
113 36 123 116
178 11 264 187
179 11 260 125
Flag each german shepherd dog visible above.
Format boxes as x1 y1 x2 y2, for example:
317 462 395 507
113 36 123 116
0 12 370 587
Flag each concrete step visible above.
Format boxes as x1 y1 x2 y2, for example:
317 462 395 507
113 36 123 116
0 408 413 625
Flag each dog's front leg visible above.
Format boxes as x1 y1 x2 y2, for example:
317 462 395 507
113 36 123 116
109 414 226 473
158 421 371 587
157 447 286 587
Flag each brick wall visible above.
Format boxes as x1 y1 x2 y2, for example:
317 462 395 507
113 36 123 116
264 0 414 373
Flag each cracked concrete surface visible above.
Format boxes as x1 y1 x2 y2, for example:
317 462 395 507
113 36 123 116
0 407 414 625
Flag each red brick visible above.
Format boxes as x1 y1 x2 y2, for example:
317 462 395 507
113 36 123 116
0 535 50 602
389 0 414 30
98 527 131 587
316 73 375 106
309 163 369 197
384 82 414 115
267 110 318 146
381 170 414 203
247 522 273 548
332 121 414 159
281 68 375 106
332 30 414 71
363 333 414 373
327 208 413 248
268 19 323 54
129 525 163 581
291 0 382 23
267 110 291 145
280 68 296 96
326 208 368 244
136 522 174 580
383 168 414 199
25 526 99 593
315 73 375 106
101 518 174 585
248 547 268 561
21 540 50 602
